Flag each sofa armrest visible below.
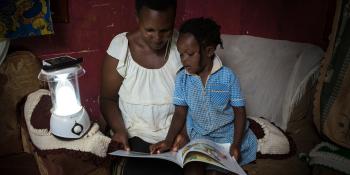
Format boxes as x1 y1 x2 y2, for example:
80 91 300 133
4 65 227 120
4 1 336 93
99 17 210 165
22 89 112 175
217 34 323 130
0 51 42 156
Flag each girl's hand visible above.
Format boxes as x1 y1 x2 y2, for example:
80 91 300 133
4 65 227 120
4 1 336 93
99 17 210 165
230 144 241 162
171 132 189 152
150 140 172 154
111 131 130 151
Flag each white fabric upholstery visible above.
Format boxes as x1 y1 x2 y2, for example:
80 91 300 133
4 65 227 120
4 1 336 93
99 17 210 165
24 89 111 157
217 35 323 130
250 117 290 155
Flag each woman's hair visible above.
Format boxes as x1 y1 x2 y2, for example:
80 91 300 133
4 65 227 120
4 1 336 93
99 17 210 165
135 0 177 15
179 17 223 49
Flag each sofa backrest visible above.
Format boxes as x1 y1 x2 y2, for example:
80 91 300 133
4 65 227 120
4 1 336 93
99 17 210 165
216 35 323 130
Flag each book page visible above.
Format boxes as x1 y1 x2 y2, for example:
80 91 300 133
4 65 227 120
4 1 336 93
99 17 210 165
109 150 182 167
178 139 247 175
183 152 228 169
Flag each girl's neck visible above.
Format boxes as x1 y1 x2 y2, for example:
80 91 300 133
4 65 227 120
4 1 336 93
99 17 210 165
198 59 213 87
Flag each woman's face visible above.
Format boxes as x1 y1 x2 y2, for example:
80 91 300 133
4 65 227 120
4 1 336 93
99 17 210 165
177 33 204 74
138 7 175 50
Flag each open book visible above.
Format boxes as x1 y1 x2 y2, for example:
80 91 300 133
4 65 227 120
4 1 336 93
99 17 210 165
109 139 246 175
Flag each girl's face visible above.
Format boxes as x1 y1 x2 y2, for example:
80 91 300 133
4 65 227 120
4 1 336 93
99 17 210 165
138 7 175 50
177 33 211 75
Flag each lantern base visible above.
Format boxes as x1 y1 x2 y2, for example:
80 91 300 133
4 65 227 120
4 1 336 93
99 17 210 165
50 108 91 139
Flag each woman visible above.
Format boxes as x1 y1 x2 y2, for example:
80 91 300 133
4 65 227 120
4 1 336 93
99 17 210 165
100 0 186 174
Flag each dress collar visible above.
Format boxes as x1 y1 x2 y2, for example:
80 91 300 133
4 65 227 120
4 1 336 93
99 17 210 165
185 54 223 75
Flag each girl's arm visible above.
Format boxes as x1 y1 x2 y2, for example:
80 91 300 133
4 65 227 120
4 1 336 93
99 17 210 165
166 105 188 144
171 121 189 151
231 106 247 161
150 105 188 153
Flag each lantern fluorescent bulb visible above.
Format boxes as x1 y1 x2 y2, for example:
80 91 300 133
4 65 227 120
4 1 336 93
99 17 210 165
54 74 81 116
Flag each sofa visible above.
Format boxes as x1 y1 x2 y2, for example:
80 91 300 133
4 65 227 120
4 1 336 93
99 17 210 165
0 51 42 175
3 34 333 175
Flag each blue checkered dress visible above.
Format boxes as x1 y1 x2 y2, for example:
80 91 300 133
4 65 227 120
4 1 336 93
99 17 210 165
173 63 257 165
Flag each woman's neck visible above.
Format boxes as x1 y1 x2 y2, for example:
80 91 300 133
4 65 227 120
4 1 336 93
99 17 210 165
127 31 169 69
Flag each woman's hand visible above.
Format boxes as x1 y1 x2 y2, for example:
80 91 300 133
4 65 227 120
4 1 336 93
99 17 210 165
230 144 241 162
150 140 172 154
111 130 130 151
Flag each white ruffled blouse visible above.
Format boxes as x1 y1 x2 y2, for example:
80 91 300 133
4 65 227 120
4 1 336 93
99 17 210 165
106 32 182 143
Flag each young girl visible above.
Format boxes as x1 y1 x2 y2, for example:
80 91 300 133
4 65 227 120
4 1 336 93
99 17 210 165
150 17 257 174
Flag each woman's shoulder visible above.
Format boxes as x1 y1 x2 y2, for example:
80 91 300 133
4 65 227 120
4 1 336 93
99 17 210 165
110 32 128 45
107 32 129 60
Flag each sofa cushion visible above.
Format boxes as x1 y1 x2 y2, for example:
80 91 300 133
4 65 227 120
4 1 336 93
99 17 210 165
217 35 323 130
0 51 41 156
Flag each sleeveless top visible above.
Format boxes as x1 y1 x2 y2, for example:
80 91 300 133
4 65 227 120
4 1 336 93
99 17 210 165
106 32 182 143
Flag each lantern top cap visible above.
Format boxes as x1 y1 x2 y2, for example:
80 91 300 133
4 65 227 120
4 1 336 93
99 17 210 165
38 56 85 82
38 65 85 82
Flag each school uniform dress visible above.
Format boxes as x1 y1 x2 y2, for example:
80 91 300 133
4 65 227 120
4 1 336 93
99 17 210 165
173 55 257 165
107 32 183 175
